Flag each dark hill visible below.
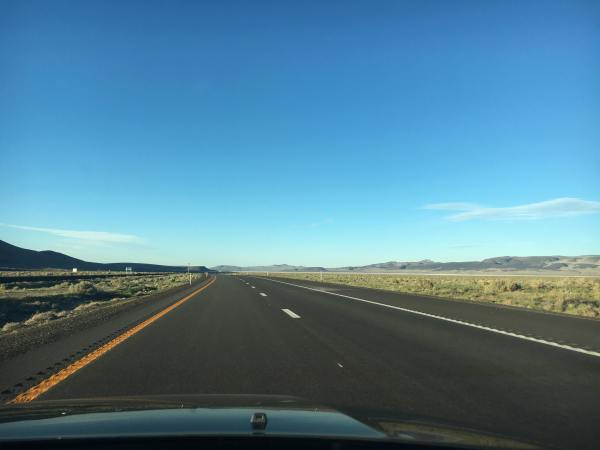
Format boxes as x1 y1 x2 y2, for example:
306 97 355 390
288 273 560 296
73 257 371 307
0 240 211 273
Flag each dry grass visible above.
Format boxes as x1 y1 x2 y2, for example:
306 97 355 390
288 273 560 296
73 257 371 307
0 270 132 277
259 273 600 318
0 273 201 333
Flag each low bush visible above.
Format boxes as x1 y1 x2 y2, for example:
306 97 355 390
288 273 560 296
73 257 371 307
68 281 98 296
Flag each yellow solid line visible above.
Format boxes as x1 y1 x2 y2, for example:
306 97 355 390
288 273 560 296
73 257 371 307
8 276 217 404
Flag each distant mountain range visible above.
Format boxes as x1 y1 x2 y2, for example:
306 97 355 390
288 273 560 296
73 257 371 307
211 264 328 273
2 239 598 275
212 255 600 275
0 240 212 273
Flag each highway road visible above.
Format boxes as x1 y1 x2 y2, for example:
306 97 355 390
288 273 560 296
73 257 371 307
1 274 600 449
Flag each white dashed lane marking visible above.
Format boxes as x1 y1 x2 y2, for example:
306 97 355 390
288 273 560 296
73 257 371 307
282 309 301 319
262 278 600 359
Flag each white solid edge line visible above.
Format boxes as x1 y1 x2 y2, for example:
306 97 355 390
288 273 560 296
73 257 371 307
259 292 268 297
282 308 301 319
263 278 600 358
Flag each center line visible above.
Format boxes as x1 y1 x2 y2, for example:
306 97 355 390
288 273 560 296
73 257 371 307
259 293 267 297
251 286 256 289
336 362 344 368
282 308 301 319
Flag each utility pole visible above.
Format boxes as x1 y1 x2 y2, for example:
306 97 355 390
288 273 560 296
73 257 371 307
188 263 191 285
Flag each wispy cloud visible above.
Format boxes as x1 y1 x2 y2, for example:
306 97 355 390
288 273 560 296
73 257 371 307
423 202 481 211
0 223 143 244
423 197 600 221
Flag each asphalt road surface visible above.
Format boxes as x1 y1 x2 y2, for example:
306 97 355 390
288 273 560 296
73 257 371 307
2 275 600 449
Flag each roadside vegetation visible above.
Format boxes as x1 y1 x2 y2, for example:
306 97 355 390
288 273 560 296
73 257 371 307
260 273 600 318
0 273 201 333
0 270 117 277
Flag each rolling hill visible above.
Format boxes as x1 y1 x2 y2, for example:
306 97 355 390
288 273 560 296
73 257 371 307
212 256 600 275
3 239 598 275
0 240 211 273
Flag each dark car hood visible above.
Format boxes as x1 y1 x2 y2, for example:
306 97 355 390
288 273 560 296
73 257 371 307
0 394 542 449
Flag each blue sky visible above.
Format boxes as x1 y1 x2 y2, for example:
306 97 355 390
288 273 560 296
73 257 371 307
1 0 599 267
